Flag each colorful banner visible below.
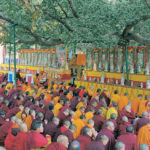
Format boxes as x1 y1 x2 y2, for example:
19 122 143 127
56 45 66 69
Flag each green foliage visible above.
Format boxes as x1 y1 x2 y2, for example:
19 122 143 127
0 0 150 49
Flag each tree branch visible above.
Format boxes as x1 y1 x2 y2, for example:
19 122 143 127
122 14 150 38
145 0 150 9
67 0 79 18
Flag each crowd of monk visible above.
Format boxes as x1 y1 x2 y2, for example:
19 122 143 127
0 72 150 150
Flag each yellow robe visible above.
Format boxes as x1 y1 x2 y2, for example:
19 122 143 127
110 94 121 105
131 97 140 114
76 102 84 110
106 107 118 120
74 110 82 120
72 119 85 138
118 96 129 111
85 112 94 123
138 100 147 116
53 103 62 116
16 110 23 119
100 107 107 119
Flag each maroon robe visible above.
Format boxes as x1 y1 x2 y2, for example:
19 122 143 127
99 91 110 106
87 140 105 150
97 128 115 150
5 107 20 119
45 110 54 122
118 122 131 136
44 122 58 141
135 117 149 134
63 129 74 144
76 135 91 150
59 106 71 114
0 121 13 145
45 142 67 150
118 110 135 124
93 114 104 132
0 104 9 113
24 100 33 108
117 133 137 150
26 130 48 149
58 112 68 127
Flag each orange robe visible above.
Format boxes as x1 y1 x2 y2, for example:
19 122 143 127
118 96 129 111
73 109 82 120
138 100 147 116
54 103 62 116
100 107 107 119
110 94 121 104
131 97 140 114
72 119 85 138
24 115 33 131
54 96 60 105
137 125 150 147
76 102 84 110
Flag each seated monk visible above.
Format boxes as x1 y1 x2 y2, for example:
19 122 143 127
0 110 6 126
110 90 121 105
44 117 59 141
118 116 131 136
44 104 54 123
45 135 69 150
131 94 142 114
117 105 135 124
115 142 125 150
73 106 85 120
137 121 150 147
106 101 118 120
97 121 115 150
26 120 51 149
69 140 80 150
76 126 92 150
135 111 149 134
0 100 9 113
93 108 104 132
63 124 76 144
72 115 85 139
87 134 109 150
118 93 129 111
54 99 64 116
85 107 95 123
117 126 137 150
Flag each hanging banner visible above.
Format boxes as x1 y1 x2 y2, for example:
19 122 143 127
110 49 114 72
128 47 134 74
8 71 13 82
117 48 123 73
137 48 144 74
86 50 92 70
56 45 66 69
102 50 106 71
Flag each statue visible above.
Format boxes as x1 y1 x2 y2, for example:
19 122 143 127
110 64 114 72
121 74 125 86
145 63 150 75
98 62 102 71
131 81 134 87
104 62 108 72
123 64 126 73
101 72 105 83
141 82 143 88
130 65 134 74
93 63 97 71
147 78 150 89
84 71 87 81
137 65 141 74
116 80 118 85
117 65 121 73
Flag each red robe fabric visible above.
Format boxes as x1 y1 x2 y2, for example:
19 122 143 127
5 107 20 119
76 135 91 150
93 114 104 132
0 121 13 145
87 140 105 150
12 131 27 150
26 130 48 149
45 110 54 123
117 133 138 150
63 129 74 144
118 122 131 136
97 128 115 150
45 142 67 150
0 104 9 113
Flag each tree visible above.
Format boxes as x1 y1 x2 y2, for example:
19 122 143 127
0 0 150 48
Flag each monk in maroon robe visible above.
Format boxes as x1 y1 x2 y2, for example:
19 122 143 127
46 135 69 150
44 104 54 123
97 121 115 150
0 121 13 145
135 111 149 134
26 120 48 149
76 127 92 150
87 134 109 150
44 117 59 141
0 100 9 113
117 126 137 150
93 108 104 132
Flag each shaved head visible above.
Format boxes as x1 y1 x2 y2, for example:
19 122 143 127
142 111 148 118
70 140 80 150
139 144 149 150
122 116 128 122
115 142 125 150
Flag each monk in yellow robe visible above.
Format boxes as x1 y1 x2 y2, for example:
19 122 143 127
76 98 86 110
106 101 118 120
118 93 129 111
85 107 95 123
53 99 64 116
74 107 85 120
131 94 142 114
138 123 150 147
110 90 120 105
100 103 108 119
72 115 85 138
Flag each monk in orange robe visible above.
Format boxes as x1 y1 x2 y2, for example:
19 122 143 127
137 122 150 147
110 90 121 105
72 115 85 138
138 95 149 116
73 107 85 120
118 93 129 111
85 107 95 123
131 94 142 114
